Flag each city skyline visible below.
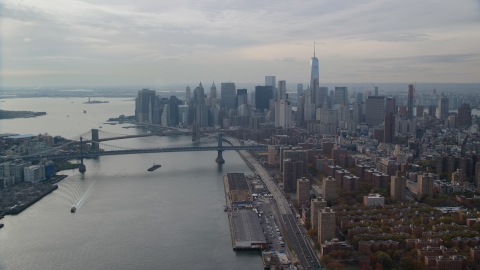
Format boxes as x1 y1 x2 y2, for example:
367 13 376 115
1 0 480 88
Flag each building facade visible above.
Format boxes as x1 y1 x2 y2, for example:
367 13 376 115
318 208 336 244
220 82 236 110
297 177 310 204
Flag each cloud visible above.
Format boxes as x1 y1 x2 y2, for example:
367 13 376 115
65 37 109 43
362 54 480 64
1 0 480 86
37 56 86 60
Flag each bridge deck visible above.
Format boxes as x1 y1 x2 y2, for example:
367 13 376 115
22 145 268 160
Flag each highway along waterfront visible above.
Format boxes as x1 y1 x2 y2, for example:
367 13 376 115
0 97 261 270
226 136 321 269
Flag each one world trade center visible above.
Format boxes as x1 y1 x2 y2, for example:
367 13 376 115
310 43 319 102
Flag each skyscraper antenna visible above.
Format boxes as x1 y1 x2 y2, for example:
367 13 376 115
314 42 316 58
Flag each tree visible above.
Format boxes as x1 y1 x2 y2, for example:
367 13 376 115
392 250 405 261
375 251 393 269
399 256 414 270
325 261 343 270
320 255 333 266
360 260 374 270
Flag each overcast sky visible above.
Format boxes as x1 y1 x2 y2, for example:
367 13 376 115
1 0 480 88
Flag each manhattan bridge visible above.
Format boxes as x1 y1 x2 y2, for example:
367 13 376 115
16 127 268 172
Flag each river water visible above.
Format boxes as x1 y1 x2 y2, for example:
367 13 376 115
0 97 261 270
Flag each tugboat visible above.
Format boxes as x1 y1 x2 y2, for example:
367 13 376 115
71 207 76 213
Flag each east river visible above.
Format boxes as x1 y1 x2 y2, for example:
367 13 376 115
0 97 261 270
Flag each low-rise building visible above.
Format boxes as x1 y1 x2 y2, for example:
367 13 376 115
358 240 399 254
321 238 354 256
363 193 385 206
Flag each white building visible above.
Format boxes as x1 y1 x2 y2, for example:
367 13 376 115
1 160 30 184
24 165 46 183
363 193 385 206
275 99 292 129
278 80 287 100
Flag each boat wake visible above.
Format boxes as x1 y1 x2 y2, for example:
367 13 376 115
71 177 99 210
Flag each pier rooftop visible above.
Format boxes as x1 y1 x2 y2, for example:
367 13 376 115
231 209 267 249
226 172 249 190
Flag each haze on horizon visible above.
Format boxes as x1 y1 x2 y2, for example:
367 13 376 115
1 0 480 88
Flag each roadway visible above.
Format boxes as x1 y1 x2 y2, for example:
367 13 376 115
226 137 320 269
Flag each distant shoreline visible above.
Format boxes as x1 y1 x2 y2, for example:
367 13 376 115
0 110 47 120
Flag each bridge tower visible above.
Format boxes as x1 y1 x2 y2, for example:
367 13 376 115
215 132 225 163
79 136 86 173
91 128 99 150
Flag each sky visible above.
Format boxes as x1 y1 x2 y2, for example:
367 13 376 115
1 0 480 88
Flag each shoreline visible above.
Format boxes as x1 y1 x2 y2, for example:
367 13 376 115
6 185 58 215
0 174 68 217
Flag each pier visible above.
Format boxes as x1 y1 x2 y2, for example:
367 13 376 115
223 173 267 250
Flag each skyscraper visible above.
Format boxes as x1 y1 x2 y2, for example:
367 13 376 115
356 92 364 103
407 84 415 120
437 96 449 120
255 85 273 112
352 102 363 124
275 99 292 129
220 82 236 110
236 88 248 108
374 86 378 96
196 104 209 127
384 112 395 143
365 96 385 127
209 82 217 100
311 78 319 107
329 90 335 107
194 82 205 105
458 103 472 127
167 95 179 126
136 89 156 123
278 80 286 100
297 84 303 100
334 87 348 106
385 97 396 115
316 86 328 109
265 76 276 100
185 86 191 105
310 44 319 101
